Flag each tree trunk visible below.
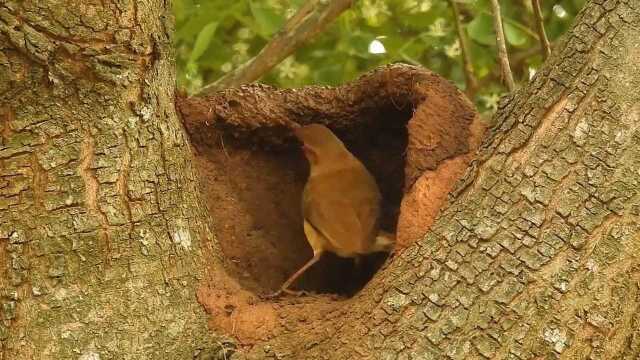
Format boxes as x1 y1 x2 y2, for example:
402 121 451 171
240 0 640 358
0 1 226 358
1 1 639 360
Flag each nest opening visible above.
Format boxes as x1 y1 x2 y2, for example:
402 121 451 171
194 104 411 298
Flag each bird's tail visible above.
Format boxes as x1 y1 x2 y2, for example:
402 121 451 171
371 230 396 253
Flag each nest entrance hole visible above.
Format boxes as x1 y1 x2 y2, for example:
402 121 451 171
194 104 411 298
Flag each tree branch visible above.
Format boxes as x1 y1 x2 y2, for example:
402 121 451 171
197 0 353 96
489 0 516 91
448 0 478 98
531 0 551 59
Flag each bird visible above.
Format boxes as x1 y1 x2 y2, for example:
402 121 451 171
270 123 395 297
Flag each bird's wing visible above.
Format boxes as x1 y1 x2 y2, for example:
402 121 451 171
302 169 380 255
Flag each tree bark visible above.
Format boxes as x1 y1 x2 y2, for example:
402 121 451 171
0 1 227 359
1 0 639 359
240 0 640 358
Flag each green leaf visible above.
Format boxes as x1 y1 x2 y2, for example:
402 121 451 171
314 64 343 85
189 21 218 64
173 0 187 24
467 14 495 46
504 21 527 47
469 41 495 78
174 2 219 41
249 1 284 37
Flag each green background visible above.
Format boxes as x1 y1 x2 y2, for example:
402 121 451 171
174 0 584 113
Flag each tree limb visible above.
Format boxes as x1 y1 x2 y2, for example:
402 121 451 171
531 0 551 59
448 0 478 98
489 0 516 91
196 0 353 96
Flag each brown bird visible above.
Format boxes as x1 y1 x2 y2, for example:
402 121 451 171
272 124 395 297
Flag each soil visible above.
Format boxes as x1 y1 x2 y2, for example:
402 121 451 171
396 116 487 249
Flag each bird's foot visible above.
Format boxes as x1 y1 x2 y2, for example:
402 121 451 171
261 290 282 299
262 288 309 299
283 288 310 297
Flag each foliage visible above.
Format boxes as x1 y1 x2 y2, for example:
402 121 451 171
174 0 584 112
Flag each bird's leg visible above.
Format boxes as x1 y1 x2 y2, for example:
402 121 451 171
267 252 323 298
354 255 362 268
350 255 365 290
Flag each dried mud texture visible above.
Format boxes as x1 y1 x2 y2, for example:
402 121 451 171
178 63 482 344
196 269 346 346
396 118 486 249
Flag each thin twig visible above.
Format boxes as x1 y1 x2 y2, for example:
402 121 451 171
489 0 515 92
531 0 551 59
448 0 478 98
197 0 354 96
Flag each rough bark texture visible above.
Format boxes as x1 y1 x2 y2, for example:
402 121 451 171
235 0 640 358
1 0 639 359
0 1 226 359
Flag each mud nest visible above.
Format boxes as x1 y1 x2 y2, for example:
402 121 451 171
178 63 481 297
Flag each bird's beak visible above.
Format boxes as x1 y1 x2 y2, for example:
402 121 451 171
301 143 314 156
301 143 318 163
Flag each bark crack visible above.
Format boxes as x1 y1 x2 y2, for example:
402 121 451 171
117 133 133 225
117 132 135 275
79 132 111 261
30 152 47 211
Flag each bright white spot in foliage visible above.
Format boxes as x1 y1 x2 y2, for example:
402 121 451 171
172 227 192 250
368 39 386 54
445 40 461 58
553 5 567 18
428 18 447 37
573 120 590 145
480 93 501 111
528 67 537 79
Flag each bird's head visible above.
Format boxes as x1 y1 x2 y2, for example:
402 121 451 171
293 124 347 166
